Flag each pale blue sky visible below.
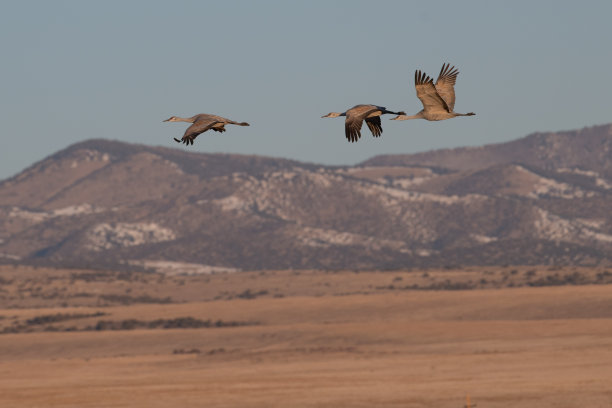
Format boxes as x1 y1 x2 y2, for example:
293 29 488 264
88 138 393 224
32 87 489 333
1 1 611 180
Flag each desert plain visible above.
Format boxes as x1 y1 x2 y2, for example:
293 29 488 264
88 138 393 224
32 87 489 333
1 265 611 407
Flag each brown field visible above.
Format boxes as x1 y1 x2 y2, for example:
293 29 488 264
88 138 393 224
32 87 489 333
1 266 612 407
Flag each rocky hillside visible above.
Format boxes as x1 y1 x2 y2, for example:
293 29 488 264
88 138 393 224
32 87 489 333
363 124 612 178
1 124 611 272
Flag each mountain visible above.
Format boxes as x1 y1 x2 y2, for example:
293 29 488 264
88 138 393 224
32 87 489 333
362 123 612 178
1 124 611 272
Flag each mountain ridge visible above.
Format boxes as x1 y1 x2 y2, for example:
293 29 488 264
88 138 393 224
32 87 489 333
361 123 612 177
1 124 611 271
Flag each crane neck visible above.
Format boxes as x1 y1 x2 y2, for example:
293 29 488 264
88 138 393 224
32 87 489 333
384 110 404 116
392 113 423 121
176 116 197 123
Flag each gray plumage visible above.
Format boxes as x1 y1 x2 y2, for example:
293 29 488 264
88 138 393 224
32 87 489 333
322 105 405 142
164 113 249 145
391 63 475 122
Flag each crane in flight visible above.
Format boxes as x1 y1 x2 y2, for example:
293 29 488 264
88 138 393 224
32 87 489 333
391 63 475 122
322 105 405 142
164 113 249 145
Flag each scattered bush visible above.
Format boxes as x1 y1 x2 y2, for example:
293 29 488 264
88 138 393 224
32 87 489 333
527 272 587 287
26 312 106 326
236 289 268 299
0 276 13 285
90 317 255 331
98 294 173 305
173 348 201 354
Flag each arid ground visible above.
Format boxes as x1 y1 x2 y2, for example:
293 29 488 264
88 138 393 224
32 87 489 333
1 265 611 407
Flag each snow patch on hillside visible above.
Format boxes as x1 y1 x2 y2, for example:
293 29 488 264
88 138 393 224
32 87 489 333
515 166 593 198
391 177 432 188
164 159 184 175
471 234 498 244
595 178 612 189
214 195 249 212
0 253 21 260
356 183 486 205
69 150 111 169
534 209 612 243
87 222 176 251
9 204 104 222
556 168 612 190
213 170 341 218
53 204 102 216
530 178 592 198
298 226 410 252
128 260 239 275
9 208 49 222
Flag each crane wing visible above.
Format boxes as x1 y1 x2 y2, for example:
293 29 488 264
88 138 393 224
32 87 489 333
434 63 459 112
178 118 218 145
415 70 450 113
202 114 231 124
365 116 383 137
344 105 382 142
345 114 363 143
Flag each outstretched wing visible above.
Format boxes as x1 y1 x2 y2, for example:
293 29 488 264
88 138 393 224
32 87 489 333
415 70 450 114
345 114 363 143
365 116 382 137
434 63 459 112
344 105 382 142
179 118 218 145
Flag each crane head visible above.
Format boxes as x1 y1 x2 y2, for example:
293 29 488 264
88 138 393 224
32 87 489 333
163 116 179 122
321 112 342 118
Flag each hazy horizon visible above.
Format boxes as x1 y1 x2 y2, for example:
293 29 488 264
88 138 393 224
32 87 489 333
2 0 612 180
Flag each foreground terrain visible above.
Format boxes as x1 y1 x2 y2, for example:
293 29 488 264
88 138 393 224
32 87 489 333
1 266 611 407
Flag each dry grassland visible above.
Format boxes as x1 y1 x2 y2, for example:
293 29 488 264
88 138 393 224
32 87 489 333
1 265 611 407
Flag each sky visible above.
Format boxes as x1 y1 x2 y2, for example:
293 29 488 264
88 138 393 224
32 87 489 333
1 0 612 180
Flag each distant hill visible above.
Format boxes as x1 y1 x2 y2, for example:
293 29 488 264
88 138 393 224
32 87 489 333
362 124 612 178
1 124 611 271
